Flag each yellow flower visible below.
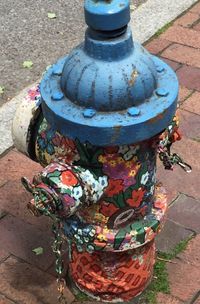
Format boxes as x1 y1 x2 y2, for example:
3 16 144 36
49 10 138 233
98 155 106 163
125 161 132 168
129 169 136 177
109 160 117 167
94 213 108 224
117 157 124 164
97 234 107 242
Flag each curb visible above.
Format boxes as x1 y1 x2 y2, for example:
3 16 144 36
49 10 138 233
0 0 198 156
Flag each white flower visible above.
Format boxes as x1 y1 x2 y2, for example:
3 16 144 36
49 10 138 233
98 176 108 190
92 189 104 202
123 151 133 160
79 169 95 185
141 172 149 185
129 145 139 154
89 229 96 237
71 186 83 199
91 179 100 192
152 169 156 183
123 145 140 160
119 145 129 154
150 185 155 195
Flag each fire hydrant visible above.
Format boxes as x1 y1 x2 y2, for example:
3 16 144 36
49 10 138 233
12 0 190 302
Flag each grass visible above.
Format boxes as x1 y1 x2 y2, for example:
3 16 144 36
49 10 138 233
154 21 174 37
141 236 194 304
75 291 90 302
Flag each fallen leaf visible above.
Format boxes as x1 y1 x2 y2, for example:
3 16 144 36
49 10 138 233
0 86 5 94
48 12 56 19
32 247 44 255
23 61 33 68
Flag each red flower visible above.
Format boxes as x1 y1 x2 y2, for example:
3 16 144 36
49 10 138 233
127 188 145 208
100 202 119 217
52 134 75 150
105 179 124 196
61 170 78 187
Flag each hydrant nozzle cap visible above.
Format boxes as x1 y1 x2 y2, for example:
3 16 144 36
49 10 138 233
84 0 130 31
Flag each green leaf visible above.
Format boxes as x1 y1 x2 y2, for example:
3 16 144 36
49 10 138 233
114 229 127 250
32 247 44 255
23 60 33 69
116 192 126 208
48 12 57 19
0 86 5 95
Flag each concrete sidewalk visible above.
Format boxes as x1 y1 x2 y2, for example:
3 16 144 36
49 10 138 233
0 1 200 304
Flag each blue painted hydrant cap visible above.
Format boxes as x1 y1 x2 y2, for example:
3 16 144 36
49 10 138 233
84 0 130 31
40 0 179 146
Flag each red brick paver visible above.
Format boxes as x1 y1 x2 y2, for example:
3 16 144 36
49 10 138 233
156 292 183 304
177 65 200 91
0 256 74 304
193 21 200 31
178 86 192 103
181 91 200 115
145 38 171 54
167 235 200 303
161 25 200 48
174 12 200 27
161 44 200 68
178 109 200 141
0 214 54 271
0 294 16 304
190 2 200 13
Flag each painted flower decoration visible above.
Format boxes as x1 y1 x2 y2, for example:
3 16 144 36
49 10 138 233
71 186 83 200
105 179 124 197
141 172 149 185
27 86 40 101
100 201 119 217
61 170 78 187
37 130 55 155
127 188 145 208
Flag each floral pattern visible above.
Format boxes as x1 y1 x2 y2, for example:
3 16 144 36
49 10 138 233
22 87 181 253
22 116 170 253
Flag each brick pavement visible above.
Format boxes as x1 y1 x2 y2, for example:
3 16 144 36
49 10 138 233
0 2 200 303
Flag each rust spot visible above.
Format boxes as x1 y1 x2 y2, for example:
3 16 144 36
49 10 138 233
129 70 138 86
148 111 166 124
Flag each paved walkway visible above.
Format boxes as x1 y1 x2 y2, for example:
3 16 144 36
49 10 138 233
0 2 200 303
0 0 147 107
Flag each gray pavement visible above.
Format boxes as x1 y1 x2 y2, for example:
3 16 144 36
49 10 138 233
0 0 147 106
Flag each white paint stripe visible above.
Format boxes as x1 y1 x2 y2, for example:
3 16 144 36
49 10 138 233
0 0 198 155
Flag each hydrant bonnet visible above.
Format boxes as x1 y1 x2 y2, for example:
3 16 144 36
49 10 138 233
40 0 178 146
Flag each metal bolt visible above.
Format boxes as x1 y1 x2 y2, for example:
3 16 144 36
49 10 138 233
156 88 169 97
83 108 96 118
156 66 165 73
52 65 62 76
52 91 64 101
127 107 140 117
